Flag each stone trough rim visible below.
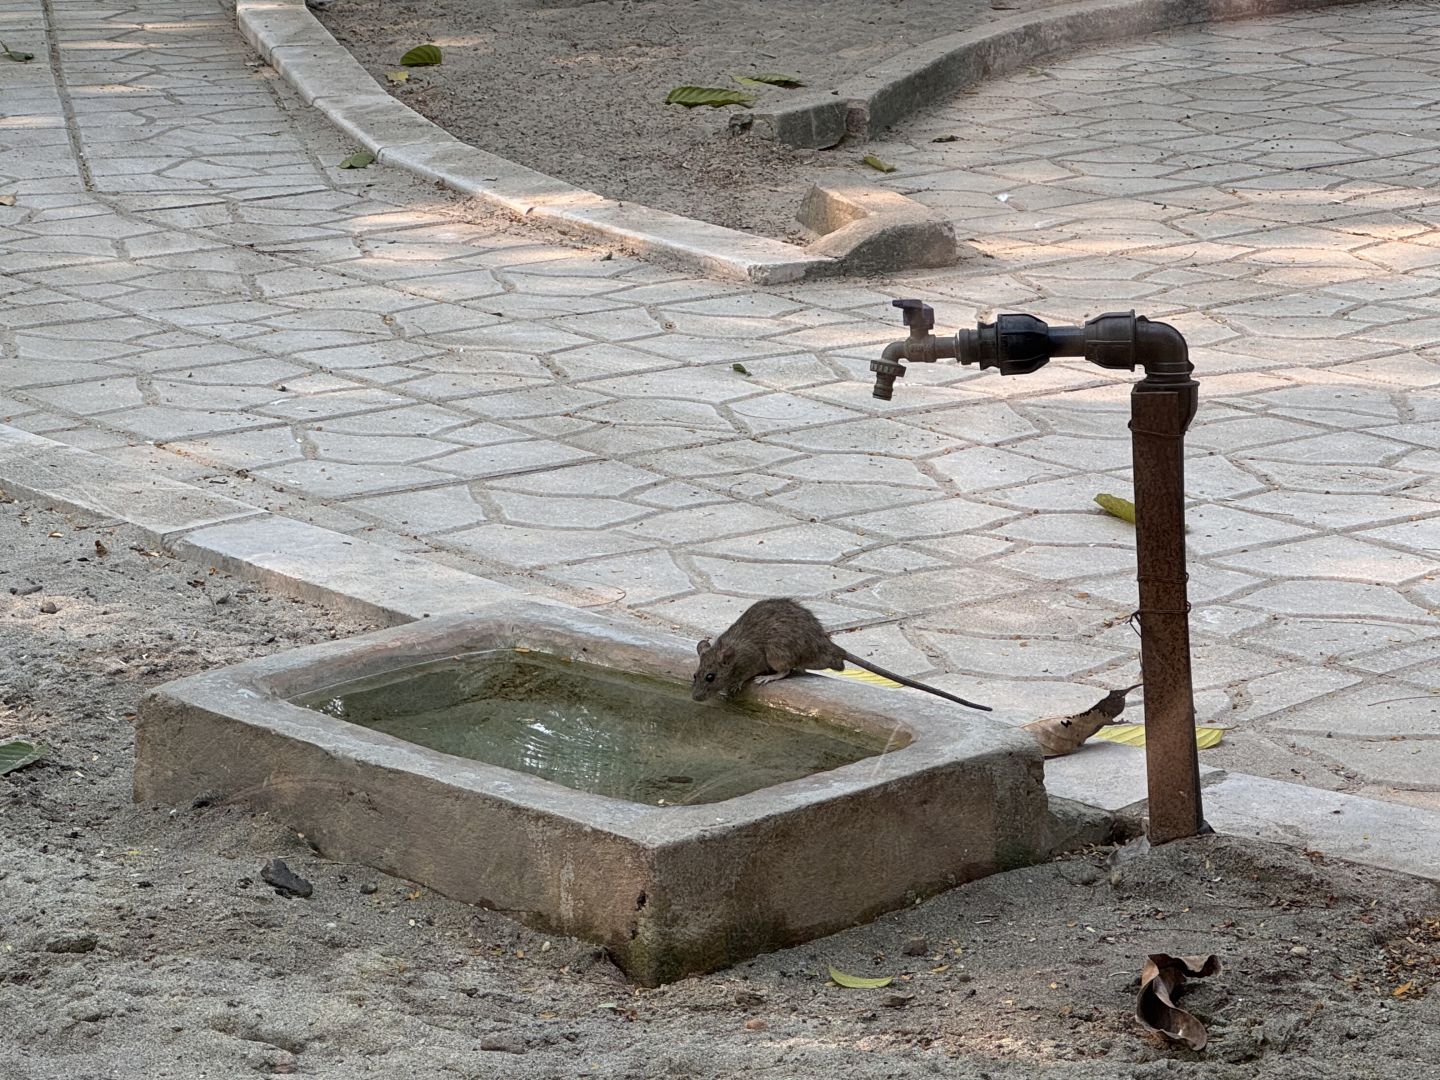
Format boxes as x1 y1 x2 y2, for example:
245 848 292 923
139 598 1041 846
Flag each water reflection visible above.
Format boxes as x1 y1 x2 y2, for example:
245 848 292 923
298 651 890 805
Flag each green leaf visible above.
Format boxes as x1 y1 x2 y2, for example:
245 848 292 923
400 44 442 67
733 72 804 89
1094 493 1136 524
0 739 45 776
384 70 410 84
2 40 35 62
828 966 893 989
731 363 750 375
862 155 897 174
665 86 757 109
339 151 376 170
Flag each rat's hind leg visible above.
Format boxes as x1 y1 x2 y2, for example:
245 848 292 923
751 669 791 686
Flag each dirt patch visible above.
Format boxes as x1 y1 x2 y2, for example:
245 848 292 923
3 496 1439 1078
316 0 1061 240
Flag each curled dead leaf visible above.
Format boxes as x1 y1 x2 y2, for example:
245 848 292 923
1135 953 1221 1050
1023 684 1141 757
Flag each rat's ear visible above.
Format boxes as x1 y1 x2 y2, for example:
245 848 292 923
696 637 712 656
717 643 735 663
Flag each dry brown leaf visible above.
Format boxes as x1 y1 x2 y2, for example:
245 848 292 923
1023 683 1141 757
1135 953 1221 1049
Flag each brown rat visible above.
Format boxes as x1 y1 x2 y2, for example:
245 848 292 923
691 597 990 711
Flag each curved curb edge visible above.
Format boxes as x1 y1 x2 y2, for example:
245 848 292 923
236 0 835 285
754 0 1370 147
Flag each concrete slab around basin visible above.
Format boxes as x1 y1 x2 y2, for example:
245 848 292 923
134 600 1050 985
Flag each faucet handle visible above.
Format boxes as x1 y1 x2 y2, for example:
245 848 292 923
892 298 934 335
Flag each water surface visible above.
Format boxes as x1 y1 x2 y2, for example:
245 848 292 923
294 651 895 805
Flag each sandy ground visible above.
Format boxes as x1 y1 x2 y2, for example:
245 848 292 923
316 0 1059 239
2 494 1439 1078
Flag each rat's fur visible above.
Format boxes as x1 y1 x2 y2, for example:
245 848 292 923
692 598 989 711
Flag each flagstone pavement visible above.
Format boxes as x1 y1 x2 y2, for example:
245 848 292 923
2 0 1438 805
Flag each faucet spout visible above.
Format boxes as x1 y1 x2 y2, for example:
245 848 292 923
872 299 960 399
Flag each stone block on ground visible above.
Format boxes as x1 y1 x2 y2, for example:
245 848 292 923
796 183 968 274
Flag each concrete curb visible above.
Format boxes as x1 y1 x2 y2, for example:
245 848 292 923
235 0 834 285
4 423 1438 886
754 0 1368 146
0 425 519 624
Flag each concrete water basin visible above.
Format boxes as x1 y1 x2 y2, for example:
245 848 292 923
135 601 1049 984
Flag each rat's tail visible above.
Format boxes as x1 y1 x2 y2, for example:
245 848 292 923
837 649 991 712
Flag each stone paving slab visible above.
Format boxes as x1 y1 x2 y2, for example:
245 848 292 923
0 0 1437 819
1202 772 1440 881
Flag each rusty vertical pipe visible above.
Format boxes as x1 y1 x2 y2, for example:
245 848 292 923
897 305 1206 841
1131 377 1202 843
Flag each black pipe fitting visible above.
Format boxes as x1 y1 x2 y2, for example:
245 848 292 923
876 304 1194 409
956 313 1070 376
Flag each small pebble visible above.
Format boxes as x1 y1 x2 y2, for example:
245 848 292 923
744 1018 768 1031
479 1036 526 1054
883 992 915 1008
360 882 378 895
734 989 765 1007
1290 945 1310 957
902 937 929 957
38 600 58 614
11 583 41 596
45 932 99 954
260 858 313 899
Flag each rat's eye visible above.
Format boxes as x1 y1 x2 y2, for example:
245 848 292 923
705 673 715 682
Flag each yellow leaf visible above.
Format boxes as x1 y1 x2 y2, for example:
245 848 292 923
385 70 410 84
0 194 15 206
1092 725 1224 749
828 966 893 989
1094 493 1136 523
1393 981 1416 998
830 668 903 688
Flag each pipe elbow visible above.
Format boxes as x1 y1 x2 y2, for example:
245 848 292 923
1084 311 1192 380
1132 317 1190 378
881 339 908 363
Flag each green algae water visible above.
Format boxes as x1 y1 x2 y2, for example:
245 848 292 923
294 651 896 805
